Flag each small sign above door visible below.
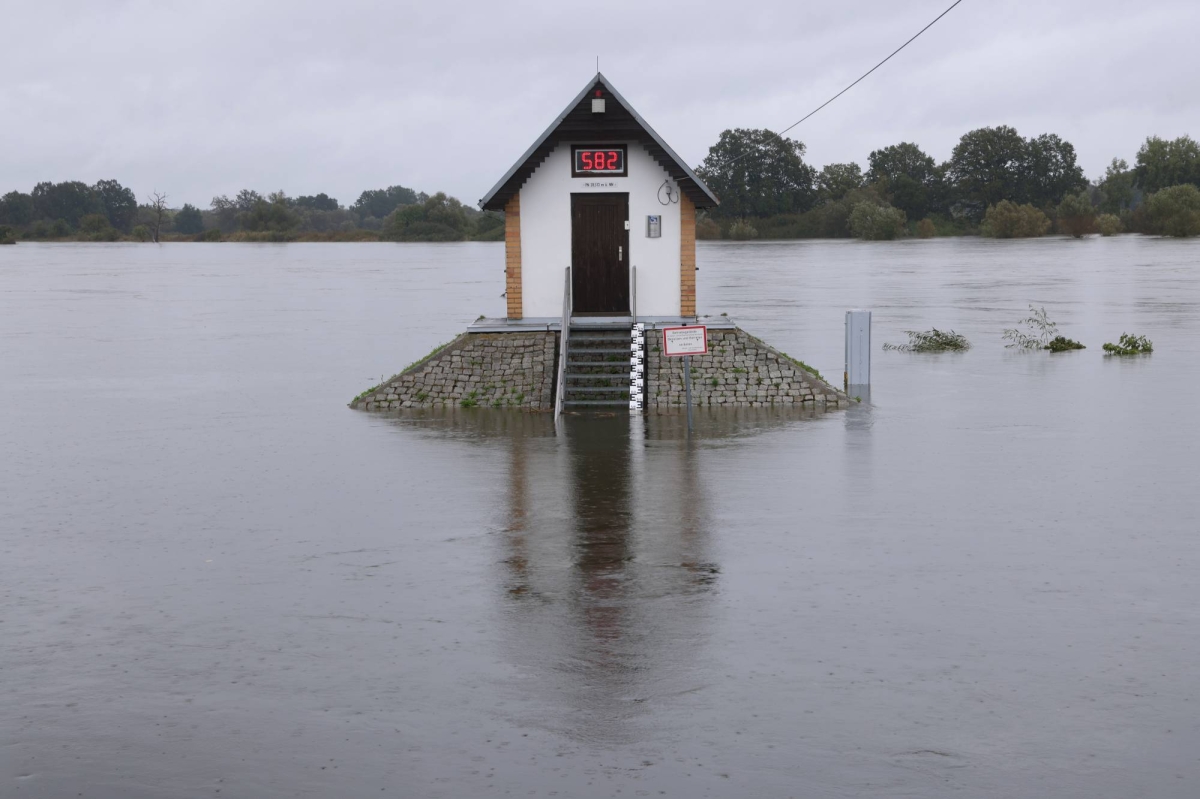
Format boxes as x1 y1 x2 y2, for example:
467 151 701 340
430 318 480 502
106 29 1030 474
662 325 708 357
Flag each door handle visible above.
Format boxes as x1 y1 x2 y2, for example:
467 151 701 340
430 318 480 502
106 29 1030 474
619 246 623 262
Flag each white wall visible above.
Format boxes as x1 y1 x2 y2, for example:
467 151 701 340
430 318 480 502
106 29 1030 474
518 143 683 318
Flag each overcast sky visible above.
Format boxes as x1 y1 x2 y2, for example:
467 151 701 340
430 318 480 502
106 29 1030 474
3 0 1198 208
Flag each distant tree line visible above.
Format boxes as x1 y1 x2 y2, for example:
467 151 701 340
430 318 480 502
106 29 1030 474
0 181 504 243
695 129 1200 239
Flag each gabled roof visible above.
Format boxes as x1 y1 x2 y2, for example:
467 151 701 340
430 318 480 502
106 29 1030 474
479 73 719 211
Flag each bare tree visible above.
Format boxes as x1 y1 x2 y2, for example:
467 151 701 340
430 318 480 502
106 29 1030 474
147 191 168 243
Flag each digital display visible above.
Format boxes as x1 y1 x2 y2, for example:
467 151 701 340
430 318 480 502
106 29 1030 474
572 145 626 177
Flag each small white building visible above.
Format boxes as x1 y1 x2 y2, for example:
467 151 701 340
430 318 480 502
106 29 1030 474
480 73 719 321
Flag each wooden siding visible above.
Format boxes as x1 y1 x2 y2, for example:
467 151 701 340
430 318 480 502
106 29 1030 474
505 195 522 319
680 194 696 317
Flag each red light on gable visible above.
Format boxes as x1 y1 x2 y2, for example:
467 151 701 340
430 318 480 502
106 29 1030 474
594 90 603 97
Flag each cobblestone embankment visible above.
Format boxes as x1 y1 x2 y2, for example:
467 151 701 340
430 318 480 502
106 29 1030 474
350 327 848 412
645 328 849 409
350 332 556 411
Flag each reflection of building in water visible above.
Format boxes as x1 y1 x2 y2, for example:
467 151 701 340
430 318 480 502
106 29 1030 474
376 408 831 744
496 414 719 744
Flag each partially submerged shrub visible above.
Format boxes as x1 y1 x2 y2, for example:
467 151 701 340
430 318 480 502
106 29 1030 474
1095 214 1122 236
1142 184 1200 237
1003 306 1058 349
131 225 151 242
915 218 936 238
982 200 1051 238
1045 336 1085 352
198 228 222 242
1056 192 1096 238
696 217 721 240
79 213 118 241
883 329 970 352
0 224 16 245
727 219 759 240
848 201 906 240
1103 333 1153 355
1004 306 1086 351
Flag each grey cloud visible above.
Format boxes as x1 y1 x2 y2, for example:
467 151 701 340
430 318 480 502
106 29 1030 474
2 0 1197 207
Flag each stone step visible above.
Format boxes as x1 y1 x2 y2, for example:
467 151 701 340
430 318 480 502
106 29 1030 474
566 386 629 394
564 400 630 408
568 343 633 352
566 359 629 368
565 373 631 381
570 333 630 342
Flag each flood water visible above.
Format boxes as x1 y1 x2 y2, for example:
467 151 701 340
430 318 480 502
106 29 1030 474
2 238 1199 798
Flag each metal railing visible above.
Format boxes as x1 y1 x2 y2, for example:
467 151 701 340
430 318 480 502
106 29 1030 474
630 265 637 323
554 266 572 422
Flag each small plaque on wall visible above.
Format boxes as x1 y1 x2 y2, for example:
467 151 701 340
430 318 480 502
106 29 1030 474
646 215 661 238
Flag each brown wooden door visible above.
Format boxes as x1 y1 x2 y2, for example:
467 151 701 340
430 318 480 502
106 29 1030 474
571 193 629 314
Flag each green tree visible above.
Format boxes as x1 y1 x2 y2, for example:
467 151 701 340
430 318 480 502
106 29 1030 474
209 195 239 232
1023 133 1086 208
31 181 101 227
381 192 469 241
92 179 138 232
695 129 817 217
867 142 942 219
79 213 118 241
817 163 864 202
848 202 906 240
1098 158 1136 214
947 126 1028 217
1095 214 1122 236
235 189 265 211
0 191 35 226
353 185 421 219
981 201 1051 238
295 193 339 211
1142 184 1200 237
174 203 205 235
1135 135 1200 193
240 191 299 233
1056 191 1095 238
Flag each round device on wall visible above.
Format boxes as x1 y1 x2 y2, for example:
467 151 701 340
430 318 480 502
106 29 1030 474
657 180 679 206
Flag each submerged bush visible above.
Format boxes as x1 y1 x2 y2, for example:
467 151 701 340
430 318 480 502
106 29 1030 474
727 219 759 240
1045 336 1085 352
883 329 971 352
0 224 16 245
1003 306 1057 349
79 213 118 241
849 201 906 240
1056 191 1096 238
696 217 721 240
198 228 222 242
1103 333 1153 355
1095 213 1122 236
915 218 936 238
1142 184 1200 237
981 200 1051 238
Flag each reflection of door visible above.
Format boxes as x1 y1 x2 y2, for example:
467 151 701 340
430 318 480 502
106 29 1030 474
571 193 629 314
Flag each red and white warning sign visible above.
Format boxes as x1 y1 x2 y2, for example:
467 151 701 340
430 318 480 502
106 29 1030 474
661 325 708 357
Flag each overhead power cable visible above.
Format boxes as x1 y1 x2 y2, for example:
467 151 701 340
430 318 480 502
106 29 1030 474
719 0 968 169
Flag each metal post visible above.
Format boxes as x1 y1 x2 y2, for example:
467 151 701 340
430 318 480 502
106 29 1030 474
845 309 871 393
683 354 693 432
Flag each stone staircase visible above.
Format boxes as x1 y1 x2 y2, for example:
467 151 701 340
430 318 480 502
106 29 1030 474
561 326 633 410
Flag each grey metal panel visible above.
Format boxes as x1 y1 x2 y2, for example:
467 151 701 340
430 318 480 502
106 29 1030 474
478 72 719 210
845 309 871 387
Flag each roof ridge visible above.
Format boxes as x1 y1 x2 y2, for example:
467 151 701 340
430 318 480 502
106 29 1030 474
478 74 718 211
